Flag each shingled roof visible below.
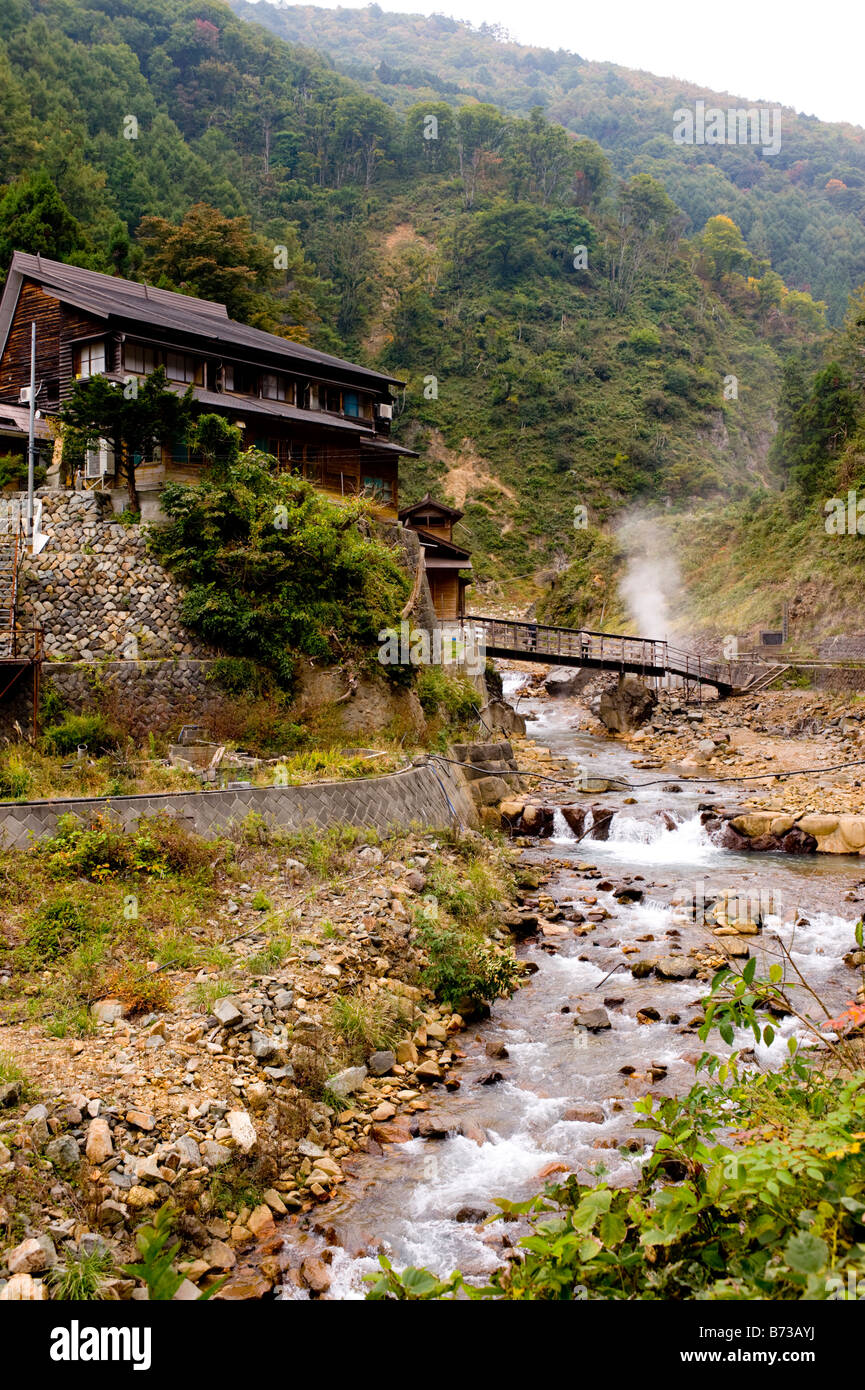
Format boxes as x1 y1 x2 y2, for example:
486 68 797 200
0 252 401 388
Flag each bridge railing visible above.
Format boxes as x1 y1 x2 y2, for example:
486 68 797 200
462 616 668 669
462 616 727 688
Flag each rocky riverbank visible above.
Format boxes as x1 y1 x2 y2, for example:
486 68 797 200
0 820 525 1301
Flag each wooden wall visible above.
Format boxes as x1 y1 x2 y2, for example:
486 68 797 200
0 281 104 411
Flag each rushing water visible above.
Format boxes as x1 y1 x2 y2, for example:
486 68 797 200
281 673 865 1298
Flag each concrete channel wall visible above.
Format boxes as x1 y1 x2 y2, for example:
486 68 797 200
0 758 479 850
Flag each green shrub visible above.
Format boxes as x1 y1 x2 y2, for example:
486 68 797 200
207 656 273 699
149 451 410 688
20 897 92 965
416 666 478 723
417 915 519 1010
42 713 118 756
42 814 214 882
0 452 46 489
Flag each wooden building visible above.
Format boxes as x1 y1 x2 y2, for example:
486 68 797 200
0 252 413 517
399 494 472 621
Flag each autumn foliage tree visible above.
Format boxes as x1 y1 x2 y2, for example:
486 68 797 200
136 203 323 337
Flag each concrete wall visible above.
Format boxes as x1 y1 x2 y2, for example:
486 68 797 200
0 757 479 850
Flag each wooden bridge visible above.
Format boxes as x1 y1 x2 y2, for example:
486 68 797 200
460 615 736 696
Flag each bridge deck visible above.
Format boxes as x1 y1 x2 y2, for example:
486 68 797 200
462 616 734 694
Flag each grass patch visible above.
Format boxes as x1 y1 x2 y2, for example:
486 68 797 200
46 1246 114 1300
188 978 234 1012
246 932 293 975
331 990 407 1064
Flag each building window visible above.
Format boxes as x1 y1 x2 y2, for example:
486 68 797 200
261 372 287 401
362 475 392 503
343 390 359 417
323 386 342 413
165 350 202 385
222 363 258 395
124 342 202 384
74 340 106 379
124 342 157 375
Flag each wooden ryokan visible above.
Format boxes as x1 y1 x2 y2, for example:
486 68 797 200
0 251 471 623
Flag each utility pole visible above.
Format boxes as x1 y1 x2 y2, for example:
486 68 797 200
26 321 36 540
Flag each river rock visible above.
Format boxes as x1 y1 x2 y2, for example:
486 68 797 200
0 1273 47 1300
563 1105 605 1123
85 1117 114 1163
654 957 697 980
0 1081 22 1108
6 1236 56 1275
227 1110 258 1154
598 678 658 733
326 1065 368 1098
213 997 244 1028
367 1050 396 1077
574 1005 611 1031
415 1060 443 1084
45 1135 80 1169
301 1258 331 1294
545 667 591 697
91 998 125 1023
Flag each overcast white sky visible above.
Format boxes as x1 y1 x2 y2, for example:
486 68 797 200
267 0 865 128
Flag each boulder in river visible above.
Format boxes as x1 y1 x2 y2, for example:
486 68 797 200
574 1005 611 1031
598 677 658 733
545 667 593 697
654 957 697 980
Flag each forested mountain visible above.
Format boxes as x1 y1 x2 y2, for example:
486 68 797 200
234 3 865 325
0 0 856 612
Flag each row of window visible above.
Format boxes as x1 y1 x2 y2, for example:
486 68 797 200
72 339 374 420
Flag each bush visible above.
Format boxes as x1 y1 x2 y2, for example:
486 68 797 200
103 962 173 1015
42 713 118 756
19 897 92 965
417 915 519 1010
206 656 273 700
416 666 478 723
41 814 215 883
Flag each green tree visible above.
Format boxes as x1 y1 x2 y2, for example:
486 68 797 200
456 104 505 209
700 214 754 279
149 442 410 686
59 366 193 509
136 203 303 332
0 171 87 277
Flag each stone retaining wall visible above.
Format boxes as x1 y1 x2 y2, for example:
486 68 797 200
0 758 478 850
38 658 225 737
16 490 213 661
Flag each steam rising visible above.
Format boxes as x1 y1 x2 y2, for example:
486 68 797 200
616 511 682 639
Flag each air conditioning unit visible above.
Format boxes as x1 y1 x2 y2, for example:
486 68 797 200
84 439 115 480
377 402 393 420
18 387 32 404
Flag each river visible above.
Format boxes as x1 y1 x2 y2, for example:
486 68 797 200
281 673 865 1299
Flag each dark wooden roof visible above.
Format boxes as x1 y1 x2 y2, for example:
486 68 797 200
0 252 402 389
412 525 472 564
399 492 463 523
